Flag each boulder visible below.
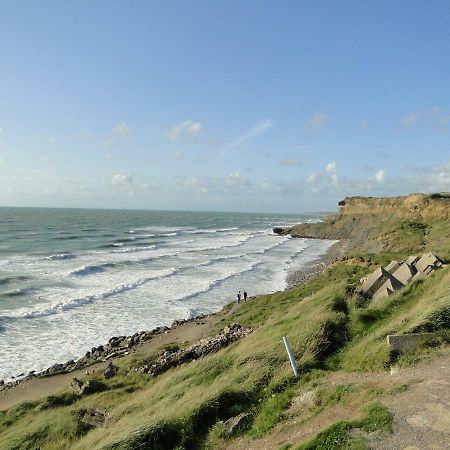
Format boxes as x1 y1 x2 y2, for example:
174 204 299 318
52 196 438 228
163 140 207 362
103 362 119 379
223 412 252 437
70 378 84 396
70 377 106 396
47 363 64 374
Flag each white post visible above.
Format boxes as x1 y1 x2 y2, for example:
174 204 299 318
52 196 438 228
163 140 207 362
282 336 299 378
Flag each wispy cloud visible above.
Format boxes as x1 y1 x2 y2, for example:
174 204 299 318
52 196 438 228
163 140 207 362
400 108 449 131
305 113 327 132
221 120 275 156
280 158 301 167
47 135 57 144
102 122 130 147
428 107 450 132
75 129 93 142
304 172 317 183
400 112 420 128
172 150 184 160
167 120 202 141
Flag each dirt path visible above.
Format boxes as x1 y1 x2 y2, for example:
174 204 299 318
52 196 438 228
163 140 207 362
367 349 450 450
224 347 450 450
0 303 242 411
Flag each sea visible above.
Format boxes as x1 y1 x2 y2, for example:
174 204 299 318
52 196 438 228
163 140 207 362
0 207 333 382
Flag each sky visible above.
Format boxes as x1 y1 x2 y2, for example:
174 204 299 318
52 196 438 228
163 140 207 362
0 0 449 213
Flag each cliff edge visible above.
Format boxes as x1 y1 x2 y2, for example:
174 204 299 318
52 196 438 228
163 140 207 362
278 193 450 255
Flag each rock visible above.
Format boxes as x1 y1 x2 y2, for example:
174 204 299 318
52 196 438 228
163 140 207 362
70 378 84 396
47 363 64 374
82 408 108 427
103 362 119 379
135 323 252 378
223 412 252 437
70 377 106 396
223 323 241 334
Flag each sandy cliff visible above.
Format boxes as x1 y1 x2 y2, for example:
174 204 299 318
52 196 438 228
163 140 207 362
278 193 450 254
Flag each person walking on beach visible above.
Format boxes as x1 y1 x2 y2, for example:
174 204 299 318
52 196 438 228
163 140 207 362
237 291 241 303
243 290 247 301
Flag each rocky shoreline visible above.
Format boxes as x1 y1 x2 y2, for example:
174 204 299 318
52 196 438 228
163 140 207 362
0 314 211 393
0 235 341 394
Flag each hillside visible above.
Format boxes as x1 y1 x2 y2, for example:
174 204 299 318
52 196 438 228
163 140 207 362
1 193 450 450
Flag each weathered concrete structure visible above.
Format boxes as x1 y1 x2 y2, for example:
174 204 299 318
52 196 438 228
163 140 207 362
387 333 436 353
415 251 443 275
360 252 443 300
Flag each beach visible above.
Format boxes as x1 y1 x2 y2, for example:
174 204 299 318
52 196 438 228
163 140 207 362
0 232 338 410
0 208 334 385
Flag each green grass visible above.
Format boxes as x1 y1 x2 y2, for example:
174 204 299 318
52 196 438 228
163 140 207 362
1 198 449 449
296 402 392 450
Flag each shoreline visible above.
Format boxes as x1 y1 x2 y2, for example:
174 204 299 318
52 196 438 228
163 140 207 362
0 236 342 403
286 239 347 289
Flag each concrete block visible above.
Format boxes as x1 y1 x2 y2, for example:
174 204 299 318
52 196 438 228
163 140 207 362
387 333 436 353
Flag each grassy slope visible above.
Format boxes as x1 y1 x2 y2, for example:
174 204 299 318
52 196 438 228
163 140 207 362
1 199 450 450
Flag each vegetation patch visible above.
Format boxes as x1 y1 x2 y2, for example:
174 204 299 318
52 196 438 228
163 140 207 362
296 402 392 450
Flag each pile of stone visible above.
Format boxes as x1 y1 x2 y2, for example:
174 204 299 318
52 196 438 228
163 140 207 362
134 323 252 377
0 314 211 391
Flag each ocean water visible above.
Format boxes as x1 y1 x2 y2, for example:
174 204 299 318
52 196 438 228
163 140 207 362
0 207 333 381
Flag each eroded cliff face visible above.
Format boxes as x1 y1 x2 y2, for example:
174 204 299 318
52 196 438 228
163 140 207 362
338 193 450 221
280 193 450 253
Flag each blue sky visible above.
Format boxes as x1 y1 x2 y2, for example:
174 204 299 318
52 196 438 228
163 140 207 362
0 1 449 212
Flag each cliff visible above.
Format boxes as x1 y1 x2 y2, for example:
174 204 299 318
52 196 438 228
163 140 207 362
1 192 450 450
279 193 450 257
337 193 450 221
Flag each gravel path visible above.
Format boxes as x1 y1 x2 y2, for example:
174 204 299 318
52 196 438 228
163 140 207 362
367 348 450 450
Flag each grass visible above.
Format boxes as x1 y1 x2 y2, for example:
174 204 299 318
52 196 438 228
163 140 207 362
1 196 449 449
296 402 393 450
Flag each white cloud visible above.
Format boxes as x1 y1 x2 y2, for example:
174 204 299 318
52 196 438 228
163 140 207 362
400 112 419 128
0 127 3 135
325 161 337 174
176 171 252 195
47 135 57 144
305 172 317 184
405 160 450 190
172 150 184 160
221 120 275 156
280 158 301 166
102 122 130 147
305 113 327 132
399 108 449 132
226 171 249 187
113 121 130 138
372 169 386 183
167 120 202 141
111 173 133 188
360 120 368 129
76 129 93 142
428 107 450 132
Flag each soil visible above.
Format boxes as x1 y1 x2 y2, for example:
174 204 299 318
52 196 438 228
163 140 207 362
223 347 450 449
